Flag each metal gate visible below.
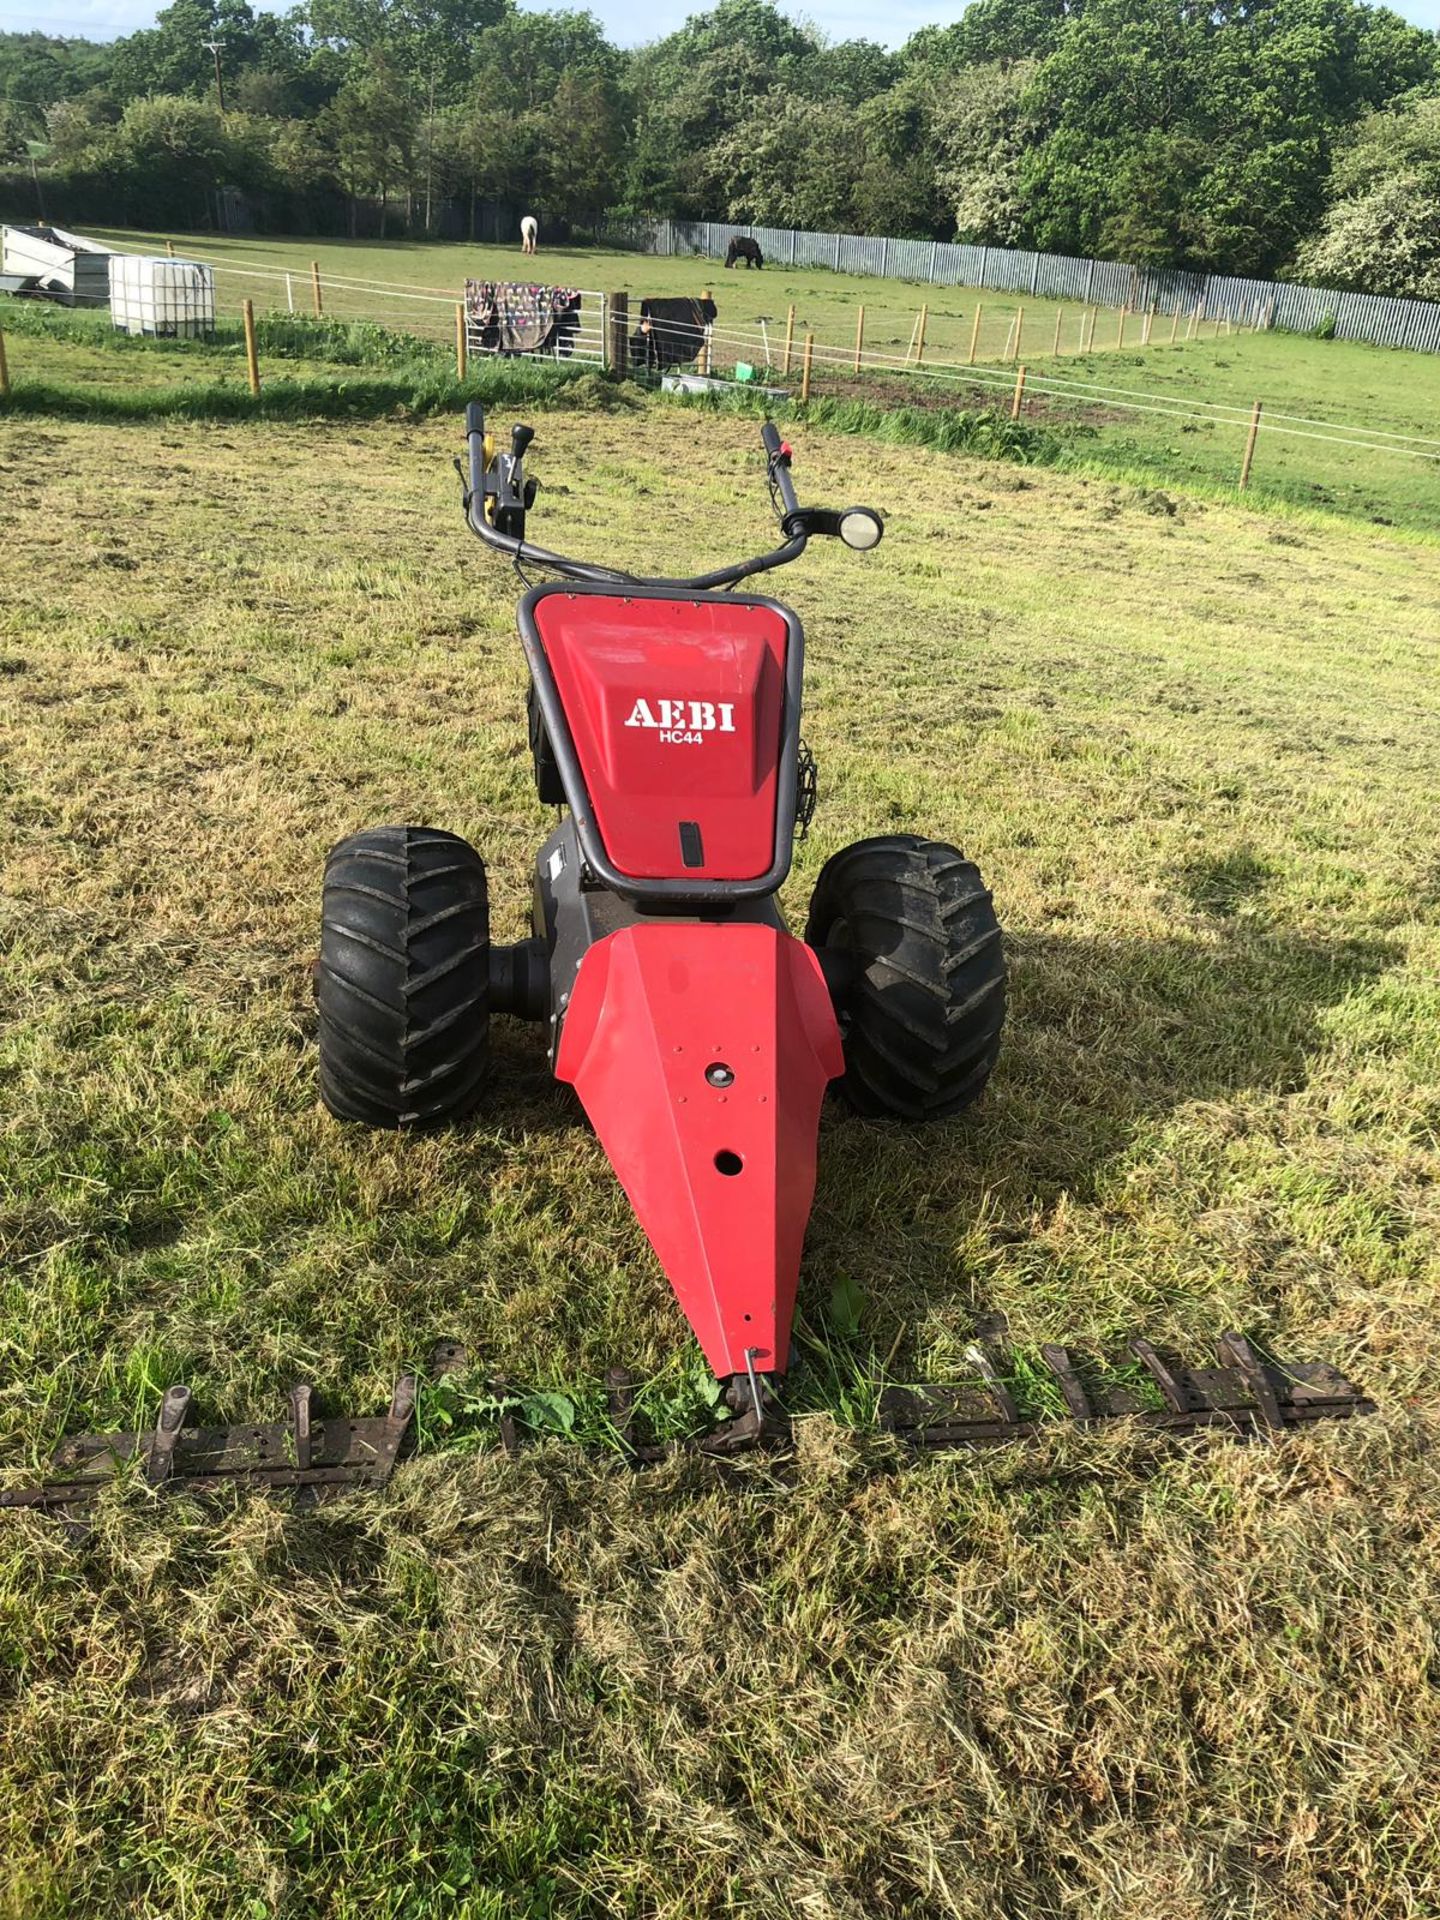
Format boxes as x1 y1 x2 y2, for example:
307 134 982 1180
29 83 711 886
463 283 607 366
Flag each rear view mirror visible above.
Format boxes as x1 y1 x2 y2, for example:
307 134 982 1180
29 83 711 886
839 508 883 551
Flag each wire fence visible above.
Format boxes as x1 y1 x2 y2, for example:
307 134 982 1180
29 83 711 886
6 233 1438 520
102 242 610 363
640 310 1440 466
462 286 606 368
600 216 1440 356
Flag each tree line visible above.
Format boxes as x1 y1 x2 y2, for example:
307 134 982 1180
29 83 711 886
2 0 1438 293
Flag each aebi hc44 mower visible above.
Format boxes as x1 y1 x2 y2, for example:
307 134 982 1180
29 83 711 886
0 406 1381 1516
313 406 1008 1442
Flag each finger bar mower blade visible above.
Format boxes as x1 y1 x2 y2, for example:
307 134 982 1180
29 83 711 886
0 1374 419 1513
555 921 843 1381
880 1330 1376 1450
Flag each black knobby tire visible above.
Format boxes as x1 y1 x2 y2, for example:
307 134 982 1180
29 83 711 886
317 826 490 1128
805 834 1005 1121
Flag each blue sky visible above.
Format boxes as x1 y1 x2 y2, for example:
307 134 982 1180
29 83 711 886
4 0 1439 48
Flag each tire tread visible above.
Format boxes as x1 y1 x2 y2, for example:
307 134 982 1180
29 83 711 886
805 833 1006 1121
317 825 490 1128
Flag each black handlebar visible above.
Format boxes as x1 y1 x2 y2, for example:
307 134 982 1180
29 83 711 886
460 401 876 591
761 420 801 525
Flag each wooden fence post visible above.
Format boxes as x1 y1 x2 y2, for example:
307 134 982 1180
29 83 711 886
1013 304 1024 360
1186 304 1197 340
242 298 261 397
782 304 795 376
0 327 9 398
700 290 712 376
1142 303 1154 345
1170 307 1180 344
801 332 814 403
854 303 865 374
1117 307 1126 349
1238 399 1263 490
311 261 323 318
606 291 629 377
1053 307 1063 355
166 238 175 257
1083 307 1096 351
455 302 467 380
1011 364 1027 419
915 303 928 365
968 303 982 365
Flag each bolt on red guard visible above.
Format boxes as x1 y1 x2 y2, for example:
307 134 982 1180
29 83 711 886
555 922 843 1378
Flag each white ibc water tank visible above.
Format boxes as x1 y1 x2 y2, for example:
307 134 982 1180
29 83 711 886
108 254 216 337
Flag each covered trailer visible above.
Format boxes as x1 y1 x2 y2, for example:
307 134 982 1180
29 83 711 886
108 254 216 337
0 224 110 304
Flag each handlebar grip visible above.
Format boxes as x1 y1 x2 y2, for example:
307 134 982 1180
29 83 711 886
762 420 800 522
466 402 488 500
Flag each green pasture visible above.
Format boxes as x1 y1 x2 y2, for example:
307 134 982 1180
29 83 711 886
1 375 1437 1915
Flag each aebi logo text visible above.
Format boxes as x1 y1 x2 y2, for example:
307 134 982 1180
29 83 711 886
622 697 737 746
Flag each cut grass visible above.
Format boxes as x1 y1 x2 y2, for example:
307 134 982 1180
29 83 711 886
1 389 1438 1916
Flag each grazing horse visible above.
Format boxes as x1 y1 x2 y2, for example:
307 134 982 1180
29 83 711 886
725 236 763 270
520 214 538 255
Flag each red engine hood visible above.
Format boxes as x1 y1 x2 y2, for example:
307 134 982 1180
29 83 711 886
528 589 794 884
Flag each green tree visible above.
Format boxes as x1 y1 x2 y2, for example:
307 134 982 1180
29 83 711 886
813 39 896 107
110 0 264 102
853 78 946 238
933 61 1038 245
1017 0 1438 274
307 0 511 98
0 30 116 139
623 0 819 217
44 94 118 171
535 71 624 223
319 51 418 233
713 94 855 230
1295 92 1440 296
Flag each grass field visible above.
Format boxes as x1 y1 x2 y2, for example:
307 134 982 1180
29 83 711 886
2 374 1439 1916
17 222 1440 532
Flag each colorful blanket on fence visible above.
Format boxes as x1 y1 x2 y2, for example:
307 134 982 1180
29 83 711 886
465 281 583 355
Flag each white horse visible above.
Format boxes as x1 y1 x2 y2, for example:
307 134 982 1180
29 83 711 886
520 214 538 256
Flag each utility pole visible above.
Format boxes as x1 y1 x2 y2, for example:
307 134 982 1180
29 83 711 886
202 39 227 115
424 69 436 234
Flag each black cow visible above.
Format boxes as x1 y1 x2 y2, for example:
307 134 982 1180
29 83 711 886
629 296 718 375
725 236 764 269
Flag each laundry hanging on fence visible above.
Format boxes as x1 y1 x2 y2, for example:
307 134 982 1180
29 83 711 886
465 281 583 356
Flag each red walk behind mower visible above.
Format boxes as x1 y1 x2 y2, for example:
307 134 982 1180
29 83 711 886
314 405 1007 1439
